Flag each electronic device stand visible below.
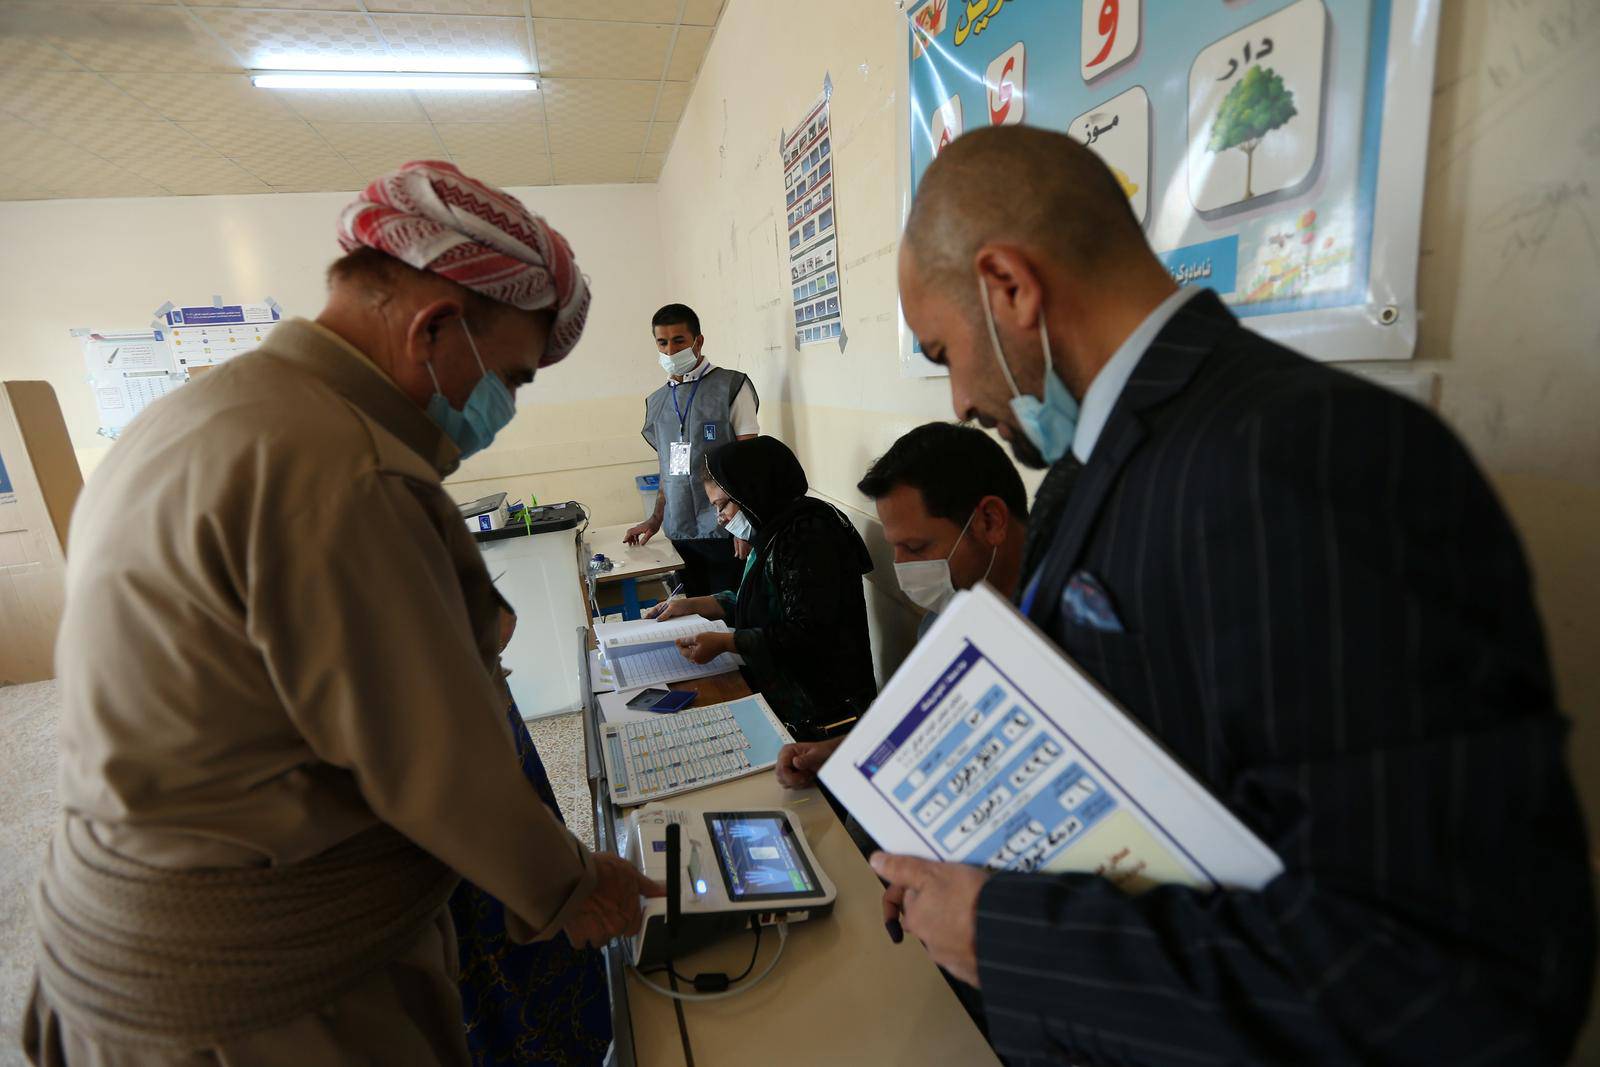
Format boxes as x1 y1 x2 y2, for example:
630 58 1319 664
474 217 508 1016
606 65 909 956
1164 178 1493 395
622 804 837 973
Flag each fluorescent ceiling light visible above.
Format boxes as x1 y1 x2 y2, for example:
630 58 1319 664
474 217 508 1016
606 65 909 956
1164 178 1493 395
251 71 538 92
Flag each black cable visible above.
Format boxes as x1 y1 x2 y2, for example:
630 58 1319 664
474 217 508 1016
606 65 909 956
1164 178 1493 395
660 915 763 991
729 916 764 982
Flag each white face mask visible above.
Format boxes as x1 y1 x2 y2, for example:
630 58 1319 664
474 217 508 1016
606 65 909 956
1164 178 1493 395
724 508 755 542
893 509 996 614
659 347 698 376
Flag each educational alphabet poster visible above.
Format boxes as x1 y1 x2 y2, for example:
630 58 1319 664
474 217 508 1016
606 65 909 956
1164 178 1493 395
902 0 1439 371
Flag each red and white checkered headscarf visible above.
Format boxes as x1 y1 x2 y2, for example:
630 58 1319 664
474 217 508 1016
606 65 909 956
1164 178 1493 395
336 160 590 366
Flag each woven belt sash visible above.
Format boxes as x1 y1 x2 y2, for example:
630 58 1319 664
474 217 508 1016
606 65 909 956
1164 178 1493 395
33 817 459 1049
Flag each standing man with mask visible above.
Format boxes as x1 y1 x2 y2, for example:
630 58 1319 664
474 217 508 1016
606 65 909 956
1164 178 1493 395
776 421 1029 790
871 127 1595 1065
626 303 759 597
25 162 660 1066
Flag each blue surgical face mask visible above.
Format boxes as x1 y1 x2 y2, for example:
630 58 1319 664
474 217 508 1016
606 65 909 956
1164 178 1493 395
725 509 755 542
978 275 1078 466
424 319 519 462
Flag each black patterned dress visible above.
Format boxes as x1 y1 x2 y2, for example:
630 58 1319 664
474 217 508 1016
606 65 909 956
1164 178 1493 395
448 704 611 1066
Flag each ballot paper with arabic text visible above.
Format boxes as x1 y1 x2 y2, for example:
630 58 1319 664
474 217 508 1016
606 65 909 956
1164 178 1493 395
819 584 1283 893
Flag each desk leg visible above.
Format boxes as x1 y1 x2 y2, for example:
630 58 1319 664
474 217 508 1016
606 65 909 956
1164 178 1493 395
621 577 640 620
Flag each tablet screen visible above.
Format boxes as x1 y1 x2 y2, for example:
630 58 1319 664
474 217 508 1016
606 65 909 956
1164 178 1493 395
704 812 827 901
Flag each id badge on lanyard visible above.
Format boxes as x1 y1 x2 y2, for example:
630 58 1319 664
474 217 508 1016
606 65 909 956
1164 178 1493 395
668 376 704 478
669 441 693 477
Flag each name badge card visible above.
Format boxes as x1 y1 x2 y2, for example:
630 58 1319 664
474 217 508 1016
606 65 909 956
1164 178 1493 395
669 441 693 477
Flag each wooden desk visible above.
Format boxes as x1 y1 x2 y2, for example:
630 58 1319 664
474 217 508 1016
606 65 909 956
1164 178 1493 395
585 523 685 619
584 668 999 1067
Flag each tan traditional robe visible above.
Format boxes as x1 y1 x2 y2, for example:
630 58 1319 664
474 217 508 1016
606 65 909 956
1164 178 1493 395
24 319 595 1065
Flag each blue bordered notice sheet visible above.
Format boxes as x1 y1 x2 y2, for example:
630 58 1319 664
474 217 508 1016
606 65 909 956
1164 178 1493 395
820 585 1283 892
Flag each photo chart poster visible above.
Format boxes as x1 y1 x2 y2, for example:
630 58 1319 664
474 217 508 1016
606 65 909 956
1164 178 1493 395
782 84 845 348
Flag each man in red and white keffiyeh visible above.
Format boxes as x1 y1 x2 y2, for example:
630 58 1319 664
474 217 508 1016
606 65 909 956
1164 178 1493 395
318 159 594 462
336 159 590 366
25 160 656 1067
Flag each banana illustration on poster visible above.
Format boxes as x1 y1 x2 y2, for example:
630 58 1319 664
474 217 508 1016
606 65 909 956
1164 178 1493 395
1071 86 1150 225
900 0 1441 376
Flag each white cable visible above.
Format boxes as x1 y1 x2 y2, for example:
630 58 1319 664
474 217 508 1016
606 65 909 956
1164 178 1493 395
630 922 788 1003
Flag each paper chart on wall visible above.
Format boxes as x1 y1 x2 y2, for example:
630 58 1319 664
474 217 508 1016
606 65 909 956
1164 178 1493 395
75 299 284 439
77 329 183 437
164 303 282 372
781 81 845 349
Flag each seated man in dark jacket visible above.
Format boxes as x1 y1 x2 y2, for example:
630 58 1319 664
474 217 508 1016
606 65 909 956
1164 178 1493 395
650 435 876 742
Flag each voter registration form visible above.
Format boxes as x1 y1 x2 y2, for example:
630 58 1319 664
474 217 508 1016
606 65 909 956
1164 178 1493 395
821 586 1283 892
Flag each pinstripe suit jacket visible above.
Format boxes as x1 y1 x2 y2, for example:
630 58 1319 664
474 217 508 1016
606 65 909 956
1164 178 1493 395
978 291 1596 1065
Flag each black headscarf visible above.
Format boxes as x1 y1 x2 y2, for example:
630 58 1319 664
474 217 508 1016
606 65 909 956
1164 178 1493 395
704 436 870 621
704 436 810 552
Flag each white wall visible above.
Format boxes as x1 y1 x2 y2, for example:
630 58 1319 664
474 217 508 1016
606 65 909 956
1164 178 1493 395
0 181 671 527
658 0 1600 1050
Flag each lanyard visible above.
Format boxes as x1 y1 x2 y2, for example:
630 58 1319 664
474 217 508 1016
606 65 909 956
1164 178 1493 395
670 374 704 441
1020 572 1042 617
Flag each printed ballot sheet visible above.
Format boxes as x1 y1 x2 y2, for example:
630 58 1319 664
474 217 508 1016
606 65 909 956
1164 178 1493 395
821 585 1283 893
595 614 742 689
595 615 726 652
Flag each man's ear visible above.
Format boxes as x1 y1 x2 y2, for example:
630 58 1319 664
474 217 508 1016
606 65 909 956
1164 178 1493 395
974 245 1046 337
402 298 464 368
694 333 707 355
973 495 1010 546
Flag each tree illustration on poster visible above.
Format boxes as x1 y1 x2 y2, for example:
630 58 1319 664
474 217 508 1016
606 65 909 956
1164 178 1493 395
1207 66 1298 200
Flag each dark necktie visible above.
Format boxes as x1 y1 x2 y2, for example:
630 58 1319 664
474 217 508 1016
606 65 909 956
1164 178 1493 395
1020 452 1085 588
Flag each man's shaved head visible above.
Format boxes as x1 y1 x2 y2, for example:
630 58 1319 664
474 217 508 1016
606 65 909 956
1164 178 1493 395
898 126 1174 468
903 125 1149 310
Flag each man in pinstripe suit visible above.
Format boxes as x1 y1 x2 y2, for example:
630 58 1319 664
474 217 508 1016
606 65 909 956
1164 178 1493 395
873 126 1595 1064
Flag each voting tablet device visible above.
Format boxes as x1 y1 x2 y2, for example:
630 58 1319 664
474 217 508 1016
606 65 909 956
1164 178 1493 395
623 805 836 969
704 811 828 902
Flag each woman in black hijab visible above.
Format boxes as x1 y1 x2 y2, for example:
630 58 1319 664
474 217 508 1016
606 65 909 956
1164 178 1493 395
651 435 876 741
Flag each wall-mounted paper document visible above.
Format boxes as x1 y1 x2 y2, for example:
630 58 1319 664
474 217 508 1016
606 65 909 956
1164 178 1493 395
820 585 1283 893
78 329 181 436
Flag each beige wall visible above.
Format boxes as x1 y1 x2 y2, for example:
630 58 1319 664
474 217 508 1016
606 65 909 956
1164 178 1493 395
659 5 1600 1044
0 181 670 527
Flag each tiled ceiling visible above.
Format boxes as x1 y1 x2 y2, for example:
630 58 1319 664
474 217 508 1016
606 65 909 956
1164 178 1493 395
0 0 723 199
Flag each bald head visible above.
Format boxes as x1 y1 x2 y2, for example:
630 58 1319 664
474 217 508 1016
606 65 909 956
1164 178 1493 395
904 126 1154 302
898 127 1177 469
